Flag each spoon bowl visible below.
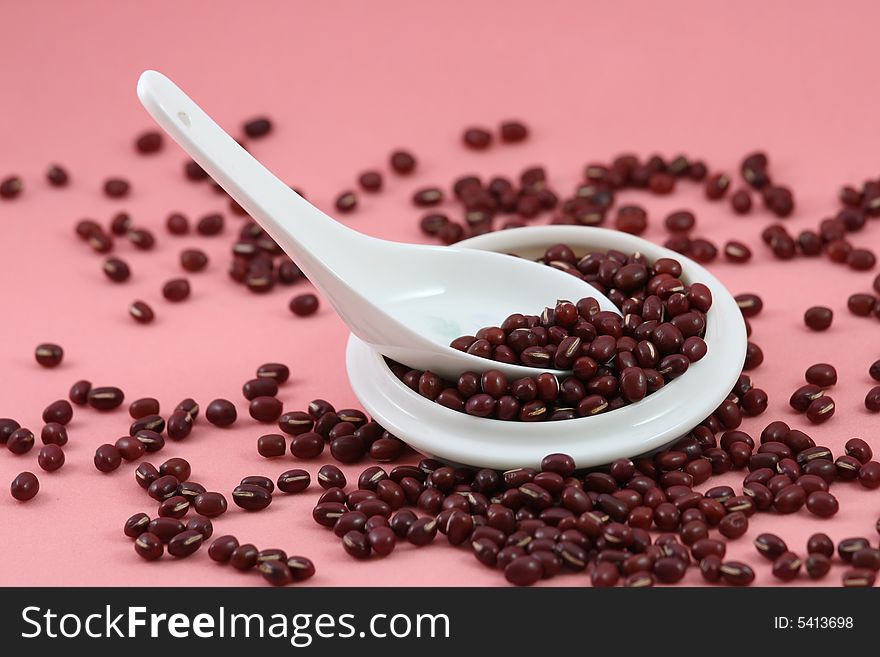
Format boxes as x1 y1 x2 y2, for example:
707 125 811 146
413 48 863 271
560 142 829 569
338 242 622 379
136 70 618 379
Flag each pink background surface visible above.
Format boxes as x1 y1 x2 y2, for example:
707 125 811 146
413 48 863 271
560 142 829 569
1 0 879 586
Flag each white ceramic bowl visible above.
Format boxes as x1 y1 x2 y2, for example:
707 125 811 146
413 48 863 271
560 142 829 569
346 226 746 469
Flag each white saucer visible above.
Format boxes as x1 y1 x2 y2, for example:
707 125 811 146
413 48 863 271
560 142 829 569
345 226 747 469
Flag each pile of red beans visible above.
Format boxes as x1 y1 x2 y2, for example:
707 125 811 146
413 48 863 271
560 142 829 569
412 148 799 259
125 452 317 587
399 246 721 421
3 114 880 588
307 443 880 587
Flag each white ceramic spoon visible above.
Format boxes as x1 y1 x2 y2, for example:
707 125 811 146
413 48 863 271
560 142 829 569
137 70 618 380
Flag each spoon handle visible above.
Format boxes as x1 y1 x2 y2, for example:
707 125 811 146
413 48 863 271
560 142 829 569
137 70 370 284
